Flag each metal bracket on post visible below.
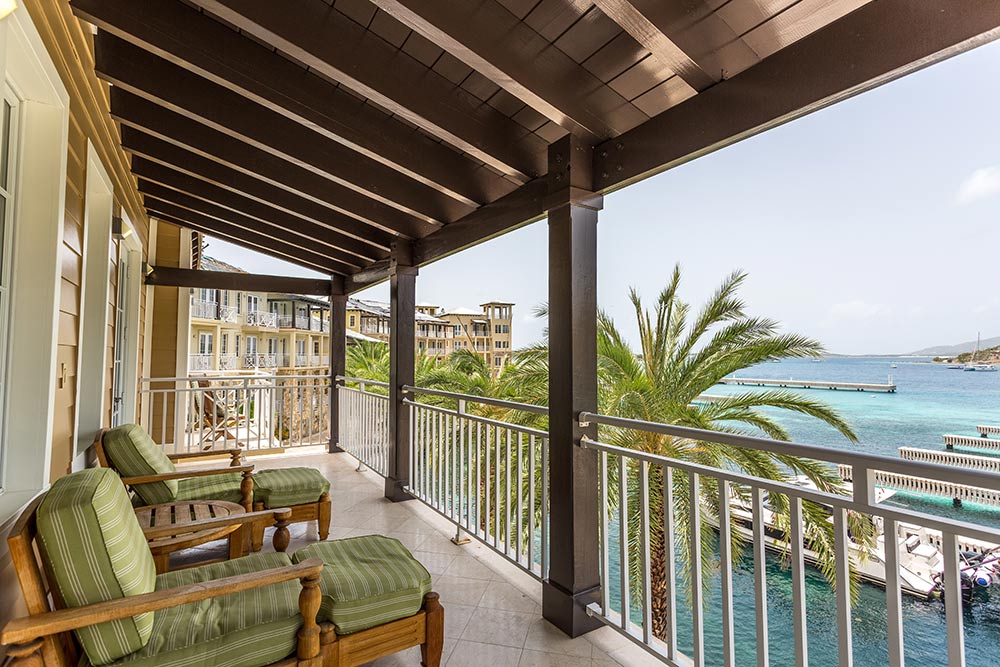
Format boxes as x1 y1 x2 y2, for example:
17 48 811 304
451 525 470 545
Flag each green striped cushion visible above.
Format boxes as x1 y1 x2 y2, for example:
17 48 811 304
254 468 330 508
103 424 178 505
37 468 157 665
293 535 431 635
174 473 245 505
81 553 302 667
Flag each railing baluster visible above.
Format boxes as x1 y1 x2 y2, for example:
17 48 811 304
618 455 630 631
752 487 770 667
790 495 809 667
529 433 537 575
689 472 704 667
516 432 523 566
718 479 736 667
883 517 905 667
541 436 549 579
834 507 854 667
505 428 512 557
600 451 610 614
639 460 652 644
942 531 966 667
663 465 677 658
476 421 483 542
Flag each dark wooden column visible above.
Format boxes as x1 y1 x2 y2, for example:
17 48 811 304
328 278 347 453
542 135 603 637
385 242 417 502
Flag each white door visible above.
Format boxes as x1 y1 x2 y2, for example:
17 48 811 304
0 91 19 470
110 249 130 426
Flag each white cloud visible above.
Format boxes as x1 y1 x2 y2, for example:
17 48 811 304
956 165 1000 204
827 300 886 321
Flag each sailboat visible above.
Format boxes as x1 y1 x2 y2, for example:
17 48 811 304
963 333 997 372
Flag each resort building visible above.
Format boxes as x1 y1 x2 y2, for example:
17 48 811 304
347 298 514 371
0 2 997 667
189 256 333 372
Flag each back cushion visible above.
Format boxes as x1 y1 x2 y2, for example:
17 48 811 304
103 423 178 505
37 468 158 665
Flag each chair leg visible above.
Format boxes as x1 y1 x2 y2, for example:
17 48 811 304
420 593 444 667
317 493 331 541
252 501 266 551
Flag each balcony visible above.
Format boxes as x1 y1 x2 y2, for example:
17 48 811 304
245 310 277 328
218 354 239 370
190 298 218 320
188 353 213 371
244 353 277 368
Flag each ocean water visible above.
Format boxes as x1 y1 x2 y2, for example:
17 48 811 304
610 357 1000 666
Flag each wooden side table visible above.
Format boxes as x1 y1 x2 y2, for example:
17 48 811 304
135 499 253 573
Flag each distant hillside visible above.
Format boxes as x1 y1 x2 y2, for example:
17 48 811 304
910 335 1000 356
952 344 1000 364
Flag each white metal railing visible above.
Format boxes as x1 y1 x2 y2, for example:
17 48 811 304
310 317 324 332
219 305 238 323
404 386 551 580
140 374 332 455
295 354 308 367
246 310 277 328
218 354 239 371
244 353 277 368
191 298 217 319
579 411 1000 667
188 354 213 371
337 377 390 476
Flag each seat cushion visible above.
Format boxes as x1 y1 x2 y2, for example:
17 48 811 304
82 552 303 667
37 468 157 665
253 468 330 508
175 473 246 505
292 535 431 635
103 424 178 505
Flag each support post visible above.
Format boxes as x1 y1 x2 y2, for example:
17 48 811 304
542 135 603 637
385 242 417 502
328 278 346 453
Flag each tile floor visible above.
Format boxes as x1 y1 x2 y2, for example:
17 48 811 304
178 449 658 666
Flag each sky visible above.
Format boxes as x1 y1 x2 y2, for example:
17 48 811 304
203 38 1000 356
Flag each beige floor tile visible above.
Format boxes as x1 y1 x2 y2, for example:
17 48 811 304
518 650 591 667
442 602 476 640
444 555 496 580
523 619 593 658
446 640 521 667
434 575 490 606
459 607 536 648
413 550 457 575
478 581 541 614
418 533 467 555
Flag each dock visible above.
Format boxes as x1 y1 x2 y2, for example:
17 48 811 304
838 464 1000 507
719 377 896 393
943 434 1000 451
899 447 1000 473
978 425 1000 437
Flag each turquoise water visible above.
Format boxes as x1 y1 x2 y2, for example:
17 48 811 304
611 357 1000 666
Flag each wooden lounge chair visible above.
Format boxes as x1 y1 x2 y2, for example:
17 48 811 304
96 424 331 549
2 468 444 667
192 379 246 448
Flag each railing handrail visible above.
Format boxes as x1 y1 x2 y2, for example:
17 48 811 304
580 410 1000 494
580 435 1000 546
336 375 390 388
403 385 549 415
142 373 332 384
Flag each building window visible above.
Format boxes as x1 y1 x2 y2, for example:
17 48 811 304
198 332 213 355
495 357 502 367
314 340 320 354
236 292 242 314
220 334 228 355
268 338 278 354
349 314 356 328
247 295 259 312
246 336 258 355
235 335 241 355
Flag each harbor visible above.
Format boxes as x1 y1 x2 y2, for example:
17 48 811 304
719 376 897 392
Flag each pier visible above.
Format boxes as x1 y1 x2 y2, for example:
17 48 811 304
838 464 1000 507
899 446 1000 473
978 425 1000 437
720 377 896 392
943 434 1000 451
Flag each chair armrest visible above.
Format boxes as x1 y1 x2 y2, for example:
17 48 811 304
168 449 244 467
141 507 292 540
121 464 254 486
0 558 324 646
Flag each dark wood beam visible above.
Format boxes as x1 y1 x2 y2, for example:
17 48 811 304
369 0 642 139
139 182 368 271
187 0 546 181
144 201 352 275
114 99 434 240
591 0 753 90
96 33 469 224
132 161 387 264
73 0 513 207
329 289 347 453
385 243 416 502
345 259 392 296
412 179 547 266
146 266 331 295
595 0 1000 192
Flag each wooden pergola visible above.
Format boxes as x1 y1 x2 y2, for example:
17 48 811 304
71 0 1000 637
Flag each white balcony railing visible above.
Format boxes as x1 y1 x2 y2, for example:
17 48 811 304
246 311 277 328
337 379 391 477
276 314 294 329
295 354 308 367
244 353 277 368
191 299 218 319
140 373 333 454
188 354 213 371
310 317 324 332
218 354 239 370
219 305 238 323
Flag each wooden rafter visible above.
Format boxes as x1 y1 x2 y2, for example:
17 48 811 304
145 266 332 295
95 33 471 225
186 0 547 181
73 0 516 208
369 0 643 138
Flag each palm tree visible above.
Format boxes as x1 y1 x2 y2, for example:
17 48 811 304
504 265 874 638
343 340 445 394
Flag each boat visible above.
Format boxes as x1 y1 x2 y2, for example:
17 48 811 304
962 333 996 371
